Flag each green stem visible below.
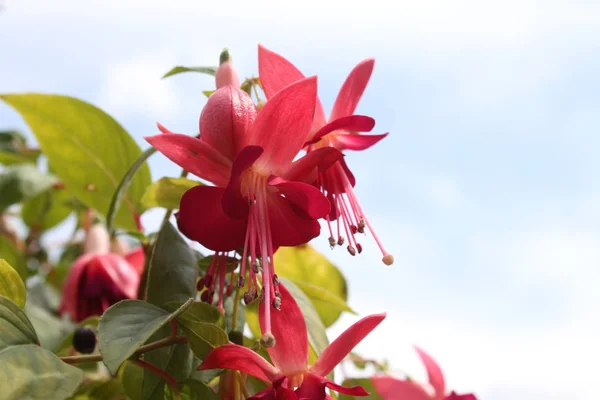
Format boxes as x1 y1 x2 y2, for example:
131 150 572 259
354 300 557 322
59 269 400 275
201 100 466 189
231 284 242 332
106 147 157 238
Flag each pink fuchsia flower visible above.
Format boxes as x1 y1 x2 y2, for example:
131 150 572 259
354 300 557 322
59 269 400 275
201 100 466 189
59 224 143 322
198 282 386 399
258 45 393 266
145 62 371 332
371 347 477 400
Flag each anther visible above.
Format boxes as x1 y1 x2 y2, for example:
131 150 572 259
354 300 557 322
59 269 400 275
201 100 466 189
337 236 345 246
260 333 276 348
351 225 358 235
272 274 279 286
347 245 356 256
206 290 215 304
356 243 363 254
358 219 366 233
252 259 261 274
204 275 213 288
272 297 281 310
328 236 336 248
200 290 209 302
382 254 394 266
237 276 246 288
196 278 205 291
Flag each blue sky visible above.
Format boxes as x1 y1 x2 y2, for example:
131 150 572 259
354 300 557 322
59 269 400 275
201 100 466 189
2 1 600 398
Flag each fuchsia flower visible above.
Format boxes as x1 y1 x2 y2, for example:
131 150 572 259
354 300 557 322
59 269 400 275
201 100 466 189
371 347 477 400
59 224 144 322
258 45 394 265
145 60 372 332
199 282 386 399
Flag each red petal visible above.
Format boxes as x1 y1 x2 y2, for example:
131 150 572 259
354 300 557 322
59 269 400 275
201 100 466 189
215 61 241 89
157 122 173 134
259 282 308 375
222 146 264 219
198 343 278 383
310 313 386 377
258 44 327 131
145 134 232 187
267 194 321 247
324 378 369 396
371 376 431 400
415 346 446 398
59 254 94 320
282 147 344 184
90 254 140 299
269 177 330 219
321 158 356 195
330 58 375 121
334 132 389 151
295 373 327 400
446 392 478 400
124 247 145 275
305 115 376 146
177 186 247 251
200 86 256 160
248 77 317 172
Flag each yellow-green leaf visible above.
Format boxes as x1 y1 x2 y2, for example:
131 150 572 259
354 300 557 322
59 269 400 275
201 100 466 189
21 188 73 231
0 259 26 308
0 235 27 280
141 177 201 210
1 93 152 231
274 244 351 327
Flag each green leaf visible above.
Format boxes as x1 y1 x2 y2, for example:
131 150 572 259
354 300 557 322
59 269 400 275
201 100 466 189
0 259 26 308
0 150 40 166
197 254 238 273
181 379 218 400
106 147 157 235
164 300 227 359
97 298 194 375
202 90 215 98
119 361 144 400
146 222 199 307
69 378 125 399
274 244 350 327
140 177 201 210
142 340 194 400
0 295 38 351
162 66 217 79
0 344 83 400
0 130 27 151
54 316 100 356
21 188 73 231
338 378 383 400
0 235 27 280
24 303 64 349
0 164 58 212
1 93 152 231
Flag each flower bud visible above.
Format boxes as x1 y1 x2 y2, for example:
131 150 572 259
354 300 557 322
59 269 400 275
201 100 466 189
215 49 240 89
83 224 110 254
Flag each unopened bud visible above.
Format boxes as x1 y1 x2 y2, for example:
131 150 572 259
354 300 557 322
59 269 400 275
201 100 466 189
347 245 356 256
219 48 230 65
260 333 276 348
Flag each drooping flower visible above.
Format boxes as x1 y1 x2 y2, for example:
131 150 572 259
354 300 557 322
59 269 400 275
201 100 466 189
59 224 143 322
371 347 477 400
258 45 393 265
145 60 372 333
198 282 386 399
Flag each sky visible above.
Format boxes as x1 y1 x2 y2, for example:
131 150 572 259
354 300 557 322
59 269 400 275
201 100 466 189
1 1 600 399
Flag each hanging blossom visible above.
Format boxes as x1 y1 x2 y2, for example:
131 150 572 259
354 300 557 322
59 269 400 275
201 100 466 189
59 223 144 322
145 57 372 336
199 282 386 399
258 45 393 265
371 347 478 400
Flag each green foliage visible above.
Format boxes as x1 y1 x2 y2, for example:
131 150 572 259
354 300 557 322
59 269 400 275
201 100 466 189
21 187 73 231
0 235 27 280
180 378 219 400
1 93 152 231
274 244 352 327
140 177 201 210
0 344 83 400
162 66 217 79
0 130 40 165
0 295 39 351
146 222 199 306
0 164 58 212
0 259 26 308
97 298 193 375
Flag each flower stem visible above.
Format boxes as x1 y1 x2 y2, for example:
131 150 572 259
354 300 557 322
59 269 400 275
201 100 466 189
60 335 188 365
135 359 181 399
231 284 242 331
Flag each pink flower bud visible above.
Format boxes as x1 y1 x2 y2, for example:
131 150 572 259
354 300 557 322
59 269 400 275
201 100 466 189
215 61 240 89
83 224 110 254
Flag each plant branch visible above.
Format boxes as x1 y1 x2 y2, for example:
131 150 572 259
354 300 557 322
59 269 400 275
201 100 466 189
60 335 188 365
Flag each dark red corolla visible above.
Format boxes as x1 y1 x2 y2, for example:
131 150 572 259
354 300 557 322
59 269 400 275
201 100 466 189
59 224 144 322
